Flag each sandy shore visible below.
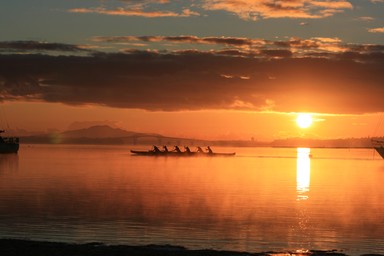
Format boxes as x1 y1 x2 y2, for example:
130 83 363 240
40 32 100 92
2 239 381 256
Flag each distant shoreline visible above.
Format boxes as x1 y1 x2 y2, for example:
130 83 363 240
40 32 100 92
0 239 363 256
18 142 377 150
18 138 382 149
11 124 383 148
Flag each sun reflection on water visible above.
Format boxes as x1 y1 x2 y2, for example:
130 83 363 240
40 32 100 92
296 148 311 201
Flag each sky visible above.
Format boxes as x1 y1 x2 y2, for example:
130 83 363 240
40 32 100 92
0 0 383 140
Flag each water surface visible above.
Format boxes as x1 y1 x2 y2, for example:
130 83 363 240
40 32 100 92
0 145 383 255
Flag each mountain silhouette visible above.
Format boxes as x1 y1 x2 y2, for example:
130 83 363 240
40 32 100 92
61 125 136 138
62 125 142 138
19 125 382 148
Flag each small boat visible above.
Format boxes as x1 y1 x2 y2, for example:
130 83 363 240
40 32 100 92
372 139 384 159
131 146 235 157
0 130 19 154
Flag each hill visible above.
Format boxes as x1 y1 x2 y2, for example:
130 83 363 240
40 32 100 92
20 125 156 144
61 125 142 138
19 125 382 148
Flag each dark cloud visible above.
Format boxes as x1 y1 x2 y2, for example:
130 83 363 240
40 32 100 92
0 41 89 53
163 36 255 46
261 49 293 58
0 40 383 114
94 35 260 48
95 35 375 57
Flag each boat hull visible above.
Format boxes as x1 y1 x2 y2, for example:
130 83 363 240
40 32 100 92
374 147 384 159
130 150 235 157
0 143 19 154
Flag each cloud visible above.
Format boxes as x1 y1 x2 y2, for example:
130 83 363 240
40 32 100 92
94 35 352 56
0 38 383 114
357 16 374 22
93 35 264 49
68 0 353 20
0 41 90 53
368 27 384 33
119 0 171 4
201 0 353 20
69 0 199 18
69 7 199 17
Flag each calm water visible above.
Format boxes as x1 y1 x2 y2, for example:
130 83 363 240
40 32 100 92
0 145 383 255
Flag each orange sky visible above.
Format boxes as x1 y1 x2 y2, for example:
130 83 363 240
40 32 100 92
1 1 383 140
1 101 383 141
1 45 383 140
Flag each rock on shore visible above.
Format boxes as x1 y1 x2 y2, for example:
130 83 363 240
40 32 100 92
0 239 378 256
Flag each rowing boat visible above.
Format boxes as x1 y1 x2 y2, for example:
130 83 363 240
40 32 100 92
130 150 235 157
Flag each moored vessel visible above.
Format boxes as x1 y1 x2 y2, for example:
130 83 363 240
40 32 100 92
372 139 384 159
0 130 19 154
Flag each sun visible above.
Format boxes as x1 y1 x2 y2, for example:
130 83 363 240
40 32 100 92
296 113 313 129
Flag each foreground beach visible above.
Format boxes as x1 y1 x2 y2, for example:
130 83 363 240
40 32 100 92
1 239 381 256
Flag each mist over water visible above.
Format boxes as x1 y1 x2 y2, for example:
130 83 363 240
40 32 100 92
0 145 383 255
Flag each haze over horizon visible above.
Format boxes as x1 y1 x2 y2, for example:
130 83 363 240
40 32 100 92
1 0 383 140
